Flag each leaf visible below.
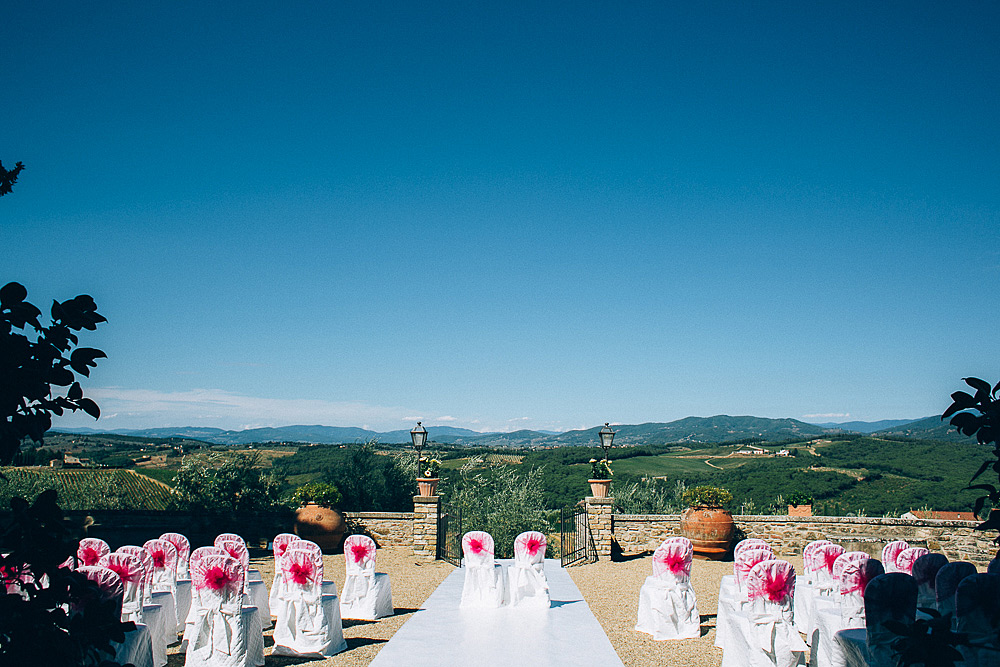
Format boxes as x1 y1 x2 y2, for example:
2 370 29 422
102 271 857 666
69 347 106 376
0 282 28 306
965 484 998 495
965 377 992 394
77 398 100 419
971 459 994 482
67 382 82 401
973 496 987 519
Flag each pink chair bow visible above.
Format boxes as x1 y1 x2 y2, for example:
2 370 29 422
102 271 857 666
78 538 111 567
217 539 250 572
833 551 869 593
462 531 495 559
652 542 692 579
839 559 876 596
193 553 242 593
803 540 833 577
160 532 190 573
895 547 930 575
273 534 299 561
514 532 547 560
735 546 774 589
747 559 795 604
99 552 144 586
818 544 846 575
143 539 178 571
882 540 910 573
283 548 321 587
344 535 377 567
116 546 154 592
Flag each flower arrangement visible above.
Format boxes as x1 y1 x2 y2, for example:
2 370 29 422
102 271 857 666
681 485 733 508
419 456 441 479
786 492 813 506
289 482 342 508
590 458 613 480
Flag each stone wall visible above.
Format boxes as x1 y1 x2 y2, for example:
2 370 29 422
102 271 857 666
343 511 413 547
612 513 995 565
411 496 440 561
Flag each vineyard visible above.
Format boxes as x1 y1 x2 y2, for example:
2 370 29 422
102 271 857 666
0 468 174 510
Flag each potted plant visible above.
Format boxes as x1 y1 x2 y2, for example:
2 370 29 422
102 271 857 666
290 482 346 552
943 376 1000 555
588 458 613 498
417 456 441 496
786 492 814 517
679 485 735 560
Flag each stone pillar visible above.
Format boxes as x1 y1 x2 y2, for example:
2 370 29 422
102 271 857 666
586 496 614 560
412 495 440 562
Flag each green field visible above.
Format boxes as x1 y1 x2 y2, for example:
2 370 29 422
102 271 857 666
1 468 175 510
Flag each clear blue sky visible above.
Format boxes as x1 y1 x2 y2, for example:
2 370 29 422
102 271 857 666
4 2 998 433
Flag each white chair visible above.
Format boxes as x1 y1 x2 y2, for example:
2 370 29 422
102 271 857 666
77 565 154 667
911 552 947 611
894 547 929 576
813 543 845 599
271 547 347 658
721 559 806 667
341 535 394 620
718 545 772 650
794 540 831 636
185 553 263 667
217 538 270 637
77 537 110 567
144 538 184 635
802 541 832 588
636 538 700 639
507 531 549 609
160 532 191 579
286 539 339 596
935 561 977 619
734 539 771 562
182 546 225 650
459 531 506 609
110 548 173 667
736 547 775 594
840 558 882 629
955 573 1000 667
880 540 909 574
864 573 916 667
269 533 300 616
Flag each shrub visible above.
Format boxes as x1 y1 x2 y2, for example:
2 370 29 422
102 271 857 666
323 442 416 512
170 452 284 512
681 485 733 508
289 482 342 507
445 462 550 558
589 458 613 480
614 478 687 514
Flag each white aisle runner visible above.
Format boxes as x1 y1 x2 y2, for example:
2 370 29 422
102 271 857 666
370 559 624 667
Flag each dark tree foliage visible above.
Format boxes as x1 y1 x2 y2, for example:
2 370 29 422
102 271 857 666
944 377 1000 531
0 160 24 197
0 490 134 666
0 282 106 465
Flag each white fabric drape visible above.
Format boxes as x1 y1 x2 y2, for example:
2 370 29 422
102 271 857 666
185 553 262 667
271 547 347 658
507 531 549 609
636 540 699 639
340 535 394 620
460 531 506 609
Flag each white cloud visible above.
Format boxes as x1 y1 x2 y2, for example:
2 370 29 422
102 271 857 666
802 412 851 420
435 416 458 422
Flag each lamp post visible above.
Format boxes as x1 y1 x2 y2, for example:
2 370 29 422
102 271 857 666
598 422 615 460
410 421 427 462
411 421 438 496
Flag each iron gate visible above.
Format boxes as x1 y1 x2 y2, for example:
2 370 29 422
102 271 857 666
560 503 593 567
437 501 462 566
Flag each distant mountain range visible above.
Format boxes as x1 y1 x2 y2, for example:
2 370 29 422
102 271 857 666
51 413 970 448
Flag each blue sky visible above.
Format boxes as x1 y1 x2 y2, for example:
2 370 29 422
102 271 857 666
4 2 998 433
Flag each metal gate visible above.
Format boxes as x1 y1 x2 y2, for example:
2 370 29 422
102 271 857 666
560 503 593 567
437 501 462 566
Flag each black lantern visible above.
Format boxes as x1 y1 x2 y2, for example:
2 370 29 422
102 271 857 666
410 421 428 459
598 422 615 458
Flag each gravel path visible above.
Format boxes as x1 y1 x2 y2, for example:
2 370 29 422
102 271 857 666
568 554 806 667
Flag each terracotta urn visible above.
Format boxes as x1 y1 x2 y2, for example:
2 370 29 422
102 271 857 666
293 502 346 552
417 477 439 496
680 505 735 560
588 479 612 499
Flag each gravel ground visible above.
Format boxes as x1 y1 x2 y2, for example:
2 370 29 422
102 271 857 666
166 549 806 667
166 547 454 667
568 553 806 667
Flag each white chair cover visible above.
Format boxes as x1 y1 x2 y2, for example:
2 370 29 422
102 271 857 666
271 547 347 658
880 540 909 574
78 537 111 567
460 531 507 608
832 552 869 594
864 573 916 667
78 565 154 667
935 561 977 619
145 538 186 634
218 537 269 635
341 535 394 620
117 546 175 667
269 533 300 616
834 553 871 629
506 531 549 609
814 544 845 598
794 540 831 636
802 541 832 587
286 539 339 596
102 551 170 667
160 532 191 579
736 547 775 593
894 547 929 576
955 573 1000 667
186 554 262 667
636 540 700 639
721 559 806 667
911 553 947 611
662 536 694 554
182 547 226 650
734 539 771 563
214 533 245 548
